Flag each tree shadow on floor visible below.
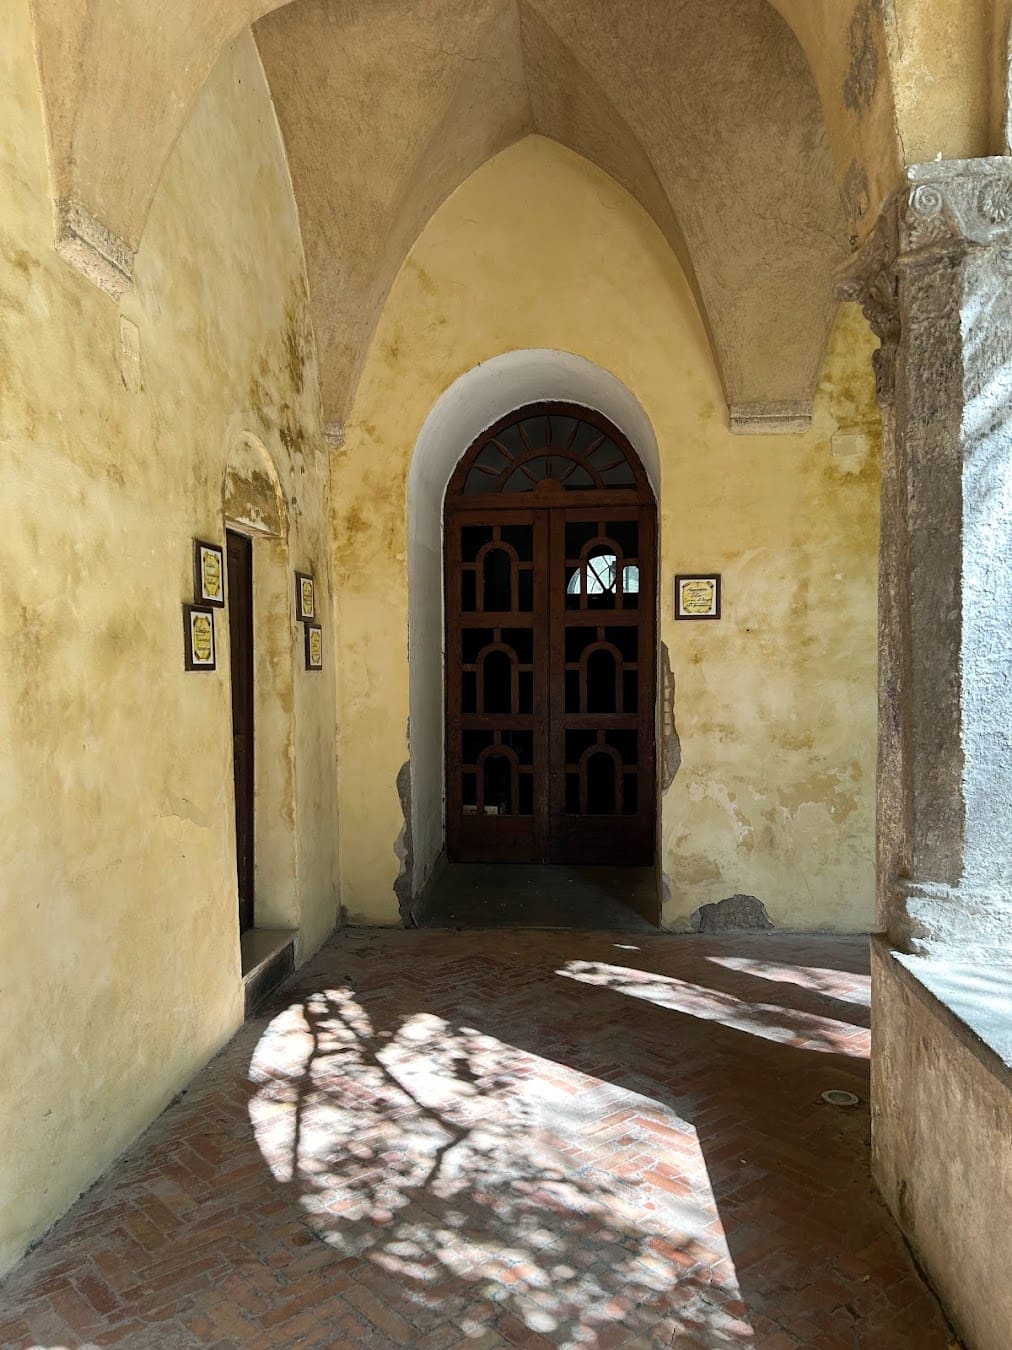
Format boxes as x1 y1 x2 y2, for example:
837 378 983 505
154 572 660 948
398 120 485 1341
246 933 954 1348
251 989 745 1345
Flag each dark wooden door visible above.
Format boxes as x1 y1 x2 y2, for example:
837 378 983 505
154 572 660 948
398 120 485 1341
549 503 656 864
445 509 550 862
227 530 255 932
445 404 655 866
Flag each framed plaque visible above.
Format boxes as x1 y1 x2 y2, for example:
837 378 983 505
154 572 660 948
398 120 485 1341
183 604 216 670
675 574 721 620
193 538 225 607
304 622 323 671
295 571 316 622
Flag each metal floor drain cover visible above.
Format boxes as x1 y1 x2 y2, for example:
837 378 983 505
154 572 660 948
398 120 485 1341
821 1089 860 1107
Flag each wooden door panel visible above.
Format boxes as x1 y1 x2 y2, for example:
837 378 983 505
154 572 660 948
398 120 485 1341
548 505 656 865
446 509 550 862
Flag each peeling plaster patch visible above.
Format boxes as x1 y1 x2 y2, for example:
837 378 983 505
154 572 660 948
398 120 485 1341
224 433 288 538
159 796 205 829
224 468 284 536
843 2 879 116
393 759 414 925
691 894 774 933
660 641 681 791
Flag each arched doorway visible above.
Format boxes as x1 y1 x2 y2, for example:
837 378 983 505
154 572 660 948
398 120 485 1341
444 402 657 868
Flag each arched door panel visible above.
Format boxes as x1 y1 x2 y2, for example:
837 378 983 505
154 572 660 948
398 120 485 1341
445 405 655 865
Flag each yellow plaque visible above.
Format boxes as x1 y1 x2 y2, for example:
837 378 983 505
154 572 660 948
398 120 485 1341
295 570 316 621
675 574 721 620
193 539 225 607
305 621 323 670
200 547 222 600
192 613 213 661
183 604 216 669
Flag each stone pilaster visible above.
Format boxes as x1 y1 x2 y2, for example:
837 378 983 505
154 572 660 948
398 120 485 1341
839 159 1012 962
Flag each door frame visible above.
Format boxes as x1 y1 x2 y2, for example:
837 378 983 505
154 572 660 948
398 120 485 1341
221 427 300 936
226 527 255 933
443 401 659 871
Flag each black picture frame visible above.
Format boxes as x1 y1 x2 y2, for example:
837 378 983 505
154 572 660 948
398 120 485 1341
675 573 721 621
295 570 315 622
183 603 216 670
193 538 225 608
304 622 323 671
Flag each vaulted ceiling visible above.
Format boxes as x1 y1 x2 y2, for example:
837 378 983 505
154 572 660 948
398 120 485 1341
255 0 844 422
27 0 1008 426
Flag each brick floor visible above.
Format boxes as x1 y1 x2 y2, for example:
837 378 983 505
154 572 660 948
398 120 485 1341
0 930 956 1348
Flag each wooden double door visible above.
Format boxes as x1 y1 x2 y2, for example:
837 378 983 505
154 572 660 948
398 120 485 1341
446 496 656 866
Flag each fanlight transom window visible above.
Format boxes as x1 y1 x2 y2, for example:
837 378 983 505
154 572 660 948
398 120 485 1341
456 407 644 496
566 555 640 596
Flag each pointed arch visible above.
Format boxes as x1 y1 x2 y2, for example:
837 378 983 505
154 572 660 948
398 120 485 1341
406 350 661 893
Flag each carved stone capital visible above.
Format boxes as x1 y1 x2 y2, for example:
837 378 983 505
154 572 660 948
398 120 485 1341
901 158 1012 259
836 158 1012 410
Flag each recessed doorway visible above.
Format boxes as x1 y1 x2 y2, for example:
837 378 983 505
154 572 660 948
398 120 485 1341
226 528 255 934
444 403 657 883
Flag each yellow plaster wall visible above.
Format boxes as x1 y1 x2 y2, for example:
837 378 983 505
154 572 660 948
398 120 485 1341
885 0 997 162
0 13 338 1273
335 135 879 932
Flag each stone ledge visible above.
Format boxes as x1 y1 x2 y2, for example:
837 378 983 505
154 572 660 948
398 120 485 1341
241 928 296 1017
875 934 1012 1085
55 199 134 299
728 400 812 435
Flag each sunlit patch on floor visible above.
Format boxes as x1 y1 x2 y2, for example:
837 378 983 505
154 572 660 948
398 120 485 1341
707 955 872 1008
557 961 869 1056
249 988 752 1345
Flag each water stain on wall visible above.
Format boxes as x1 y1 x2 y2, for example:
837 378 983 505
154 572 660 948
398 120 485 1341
283 294 308 398
843 1 880 115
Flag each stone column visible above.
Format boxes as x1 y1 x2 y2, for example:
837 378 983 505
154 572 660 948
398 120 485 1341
840 159 1012 963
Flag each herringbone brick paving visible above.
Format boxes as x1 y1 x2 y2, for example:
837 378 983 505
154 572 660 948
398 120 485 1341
0 930 955 1348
